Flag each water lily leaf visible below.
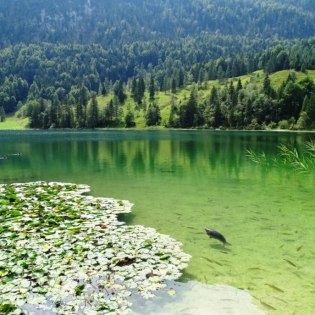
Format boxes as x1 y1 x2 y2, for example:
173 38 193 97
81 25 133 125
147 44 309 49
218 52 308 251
0 302 16 314
0 182 190 314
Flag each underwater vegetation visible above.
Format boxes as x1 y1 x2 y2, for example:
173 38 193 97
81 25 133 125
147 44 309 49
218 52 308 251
246 140 315 172
0 182 190 314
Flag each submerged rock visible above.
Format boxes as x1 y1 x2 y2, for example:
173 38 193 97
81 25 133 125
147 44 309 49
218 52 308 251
130 281 268 315
0 182 190 314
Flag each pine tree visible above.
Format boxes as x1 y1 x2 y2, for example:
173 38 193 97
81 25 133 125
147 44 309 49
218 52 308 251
0 106 5 122
124 110 136 128
87 94 99 128
171 78 177 94
228 80 237 107
209 86 219 105
104 99 115 126
76 102 84 128
138 77 145 102
76 85 89 128
101 83 107 96
236 78 243 93
29 100 42 128
302 94 315 127
59 105 73 128
113 80 126 103
167 97 179 127
49 94 60 127
149 76 155 100
178 68 185 88
145 102 161 126
131 78 137 97
28 82 40 101
180 89 198 127
263 73 273 97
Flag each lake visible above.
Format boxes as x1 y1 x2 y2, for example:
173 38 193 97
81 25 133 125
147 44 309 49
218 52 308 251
0 130 314 315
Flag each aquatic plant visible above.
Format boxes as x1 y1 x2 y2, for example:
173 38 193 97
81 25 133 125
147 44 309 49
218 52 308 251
245 149 270 167
246 140 315 172
0 182 190 314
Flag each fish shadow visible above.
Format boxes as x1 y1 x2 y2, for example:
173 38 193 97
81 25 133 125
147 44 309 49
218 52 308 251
209 243 231 253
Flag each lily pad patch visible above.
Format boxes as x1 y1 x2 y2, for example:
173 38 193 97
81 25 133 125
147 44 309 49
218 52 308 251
0 182 190 314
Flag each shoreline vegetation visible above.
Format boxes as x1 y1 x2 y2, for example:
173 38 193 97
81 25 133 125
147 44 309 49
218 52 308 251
0 182 190 315
247 140 315 172
1 69 315 132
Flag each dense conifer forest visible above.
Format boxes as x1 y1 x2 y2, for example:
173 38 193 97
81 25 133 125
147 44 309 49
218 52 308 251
0 0 315 129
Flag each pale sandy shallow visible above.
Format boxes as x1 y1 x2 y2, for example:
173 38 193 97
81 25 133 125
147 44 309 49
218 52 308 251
130 281 268 315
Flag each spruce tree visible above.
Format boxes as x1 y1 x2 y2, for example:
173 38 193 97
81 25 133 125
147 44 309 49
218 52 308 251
167 97 179 127
149 76 155 100
104 99 114 126
181 89 198 127
236 78 243 92
124 110 136 128
209 86 219 105
101 83 107 96
145 102 161 126
113 80 126 104
0 106 5 122
171 78 177 94
49 94 60 127
138 77 146 101
87 94 99 128
263 73 272 97
131 78 137 98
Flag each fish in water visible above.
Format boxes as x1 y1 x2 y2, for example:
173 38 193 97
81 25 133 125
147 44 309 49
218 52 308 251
205 227 231 245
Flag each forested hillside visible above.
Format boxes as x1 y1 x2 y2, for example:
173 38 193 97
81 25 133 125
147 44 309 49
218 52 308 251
1 0 315 46
0 0 315 129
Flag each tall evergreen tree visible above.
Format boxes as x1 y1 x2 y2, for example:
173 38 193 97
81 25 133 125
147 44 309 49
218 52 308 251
0 106 5 122
149 76 155 100
87 94 99 128
138 77 146 101
167 97 179 127
263 73 273 97
171 78 177 94
131 78 137 98
145 102 161 126
113 80 126 103
104 99 115 126
76 85 89 128
180 88 198 127
49 94 60 127
124 109 136 128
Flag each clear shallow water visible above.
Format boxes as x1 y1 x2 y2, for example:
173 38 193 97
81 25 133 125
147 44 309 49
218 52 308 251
0 130 315 315
130 281 267 315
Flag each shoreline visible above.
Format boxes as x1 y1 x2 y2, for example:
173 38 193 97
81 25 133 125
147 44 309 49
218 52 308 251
0 127 315 134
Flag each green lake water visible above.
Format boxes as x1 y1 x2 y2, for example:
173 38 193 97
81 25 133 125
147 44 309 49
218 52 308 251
0 130 315 315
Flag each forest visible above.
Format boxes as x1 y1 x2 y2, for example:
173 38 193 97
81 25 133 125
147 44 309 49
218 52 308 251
0 0 315 129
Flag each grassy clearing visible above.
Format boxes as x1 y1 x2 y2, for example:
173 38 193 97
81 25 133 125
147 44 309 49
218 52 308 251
270 69 315 89
0 115 28 130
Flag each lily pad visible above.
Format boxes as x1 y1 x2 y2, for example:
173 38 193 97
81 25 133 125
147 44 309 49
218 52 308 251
0 182 190 314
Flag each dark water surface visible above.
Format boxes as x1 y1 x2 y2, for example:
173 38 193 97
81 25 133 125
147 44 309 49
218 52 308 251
1 130 315 314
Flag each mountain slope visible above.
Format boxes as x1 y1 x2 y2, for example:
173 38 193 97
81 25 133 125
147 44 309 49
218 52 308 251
0 0 315 47
1 0 315 127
